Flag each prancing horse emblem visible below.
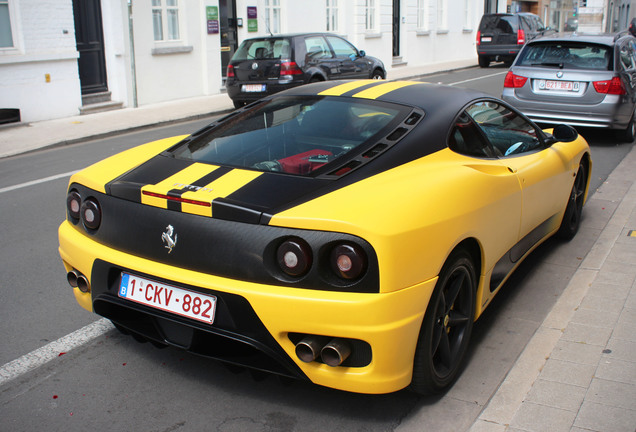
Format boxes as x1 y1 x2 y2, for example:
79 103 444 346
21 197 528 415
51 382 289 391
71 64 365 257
162 225 178 253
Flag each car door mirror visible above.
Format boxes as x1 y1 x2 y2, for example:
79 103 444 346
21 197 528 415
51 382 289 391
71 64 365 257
359 50 366 57
545 124 578 144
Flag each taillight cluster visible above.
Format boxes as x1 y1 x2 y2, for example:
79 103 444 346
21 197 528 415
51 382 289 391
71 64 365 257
593 76 626 95
280 61 303 76
517 29 526 45
503 71 528 88
276 237 367 281
226 64 235 78
67 189 102 231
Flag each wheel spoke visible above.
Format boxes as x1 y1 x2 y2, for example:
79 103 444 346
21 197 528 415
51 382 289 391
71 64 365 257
445 271 465 312
448 309 469 327
437 328 452 368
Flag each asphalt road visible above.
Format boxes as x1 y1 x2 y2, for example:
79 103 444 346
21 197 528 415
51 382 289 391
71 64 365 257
0 66 632 432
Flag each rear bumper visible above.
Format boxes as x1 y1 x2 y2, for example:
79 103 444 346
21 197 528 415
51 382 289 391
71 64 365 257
226 79 306 103
477 45 522 60
58 220 437 394
503 89 632 129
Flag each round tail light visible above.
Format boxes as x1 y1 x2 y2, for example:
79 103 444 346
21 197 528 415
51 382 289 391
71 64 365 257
66 191 81 220
277 238 312 277
80 198 102 230
330 244 366 280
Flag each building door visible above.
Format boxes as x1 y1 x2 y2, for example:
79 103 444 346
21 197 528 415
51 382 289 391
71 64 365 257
72 0 108 95
220 0 238 78
392 0 400 57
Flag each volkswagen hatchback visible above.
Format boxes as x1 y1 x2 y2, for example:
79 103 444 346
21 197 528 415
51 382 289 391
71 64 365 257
226 33 385 108
502 32 636 142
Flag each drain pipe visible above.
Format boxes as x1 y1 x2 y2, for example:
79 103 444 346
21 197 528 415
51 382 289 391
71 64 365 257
127 0 138 108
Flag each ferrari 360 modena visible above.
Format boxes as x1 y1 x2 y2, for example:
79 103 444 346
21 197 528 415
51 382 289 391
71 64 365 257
58 80 591 394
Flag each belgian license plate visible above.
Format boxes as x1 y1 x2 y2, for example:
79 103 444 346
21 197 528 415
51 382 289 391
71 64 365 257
481 36 492 42
242 84 266 92
118 273 216 324
544 80 577 91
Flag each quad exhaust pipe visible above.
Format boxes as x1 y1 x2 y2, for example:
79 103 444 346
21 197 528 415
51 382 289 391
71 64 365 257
67 269 90 293
295 336 351 367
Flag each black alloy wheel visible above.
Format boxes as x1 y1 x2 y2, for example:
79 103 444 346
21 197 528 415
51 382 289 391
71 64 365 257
557 161 587 240
411 248 476 394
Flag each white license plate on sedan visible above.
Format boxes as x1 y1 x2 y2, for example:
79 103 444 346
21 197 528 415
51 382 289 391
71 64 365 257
242 84 267 92
118 273 216 324
542 80 579 91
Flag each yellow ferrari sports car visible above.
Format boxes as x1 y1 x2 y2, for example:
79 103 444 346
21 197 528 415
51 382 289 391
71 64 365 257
58 80 591 394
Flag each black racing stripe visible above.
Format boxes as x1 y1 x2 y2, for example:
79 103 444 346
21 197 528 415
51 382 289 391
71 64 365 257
338 81 382 97
107 156 194 202
191 166 233 187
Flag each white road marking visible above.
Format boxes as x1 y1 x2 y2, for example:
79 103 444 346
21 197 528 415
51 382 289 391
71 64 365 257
448 71 508 86
0 170 79 194
0 319 114 386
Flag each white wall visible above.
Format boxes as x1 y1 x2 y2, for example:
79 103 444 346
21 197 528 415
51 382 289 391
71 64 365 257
0 0 81 122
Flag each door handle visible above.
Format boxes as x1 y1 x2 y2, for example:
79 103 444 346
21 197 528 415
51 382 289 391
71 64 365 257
507 166 517 173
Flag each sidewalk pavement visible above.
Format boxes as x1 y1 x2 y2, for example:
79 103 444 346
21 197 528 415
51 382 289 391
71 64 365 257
1 59 635 431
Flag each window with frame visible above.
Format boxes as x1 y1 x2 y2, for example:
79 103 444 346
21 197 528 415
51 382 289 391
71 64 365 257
265 0 281 34
437 0 447 30
466 102 543 157
152 0 180 42
0 0 14 48
365 0 376 31
417 0 429 31
326 0 338 32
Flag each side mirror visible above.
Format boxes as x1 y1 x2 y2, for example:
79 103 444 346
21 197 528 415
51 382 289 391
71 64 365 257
359 50 366 57
546 124 578 144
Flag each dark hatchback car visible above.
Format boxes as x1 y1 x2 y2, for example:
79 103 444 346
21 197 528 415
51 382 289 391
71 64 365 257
226 33 386 108
477 13 550 67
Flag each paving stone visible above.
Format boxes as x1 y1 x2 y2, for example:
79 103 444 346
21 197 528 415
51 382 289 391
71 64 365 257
579 294 627 313
587 282 631 302
574 401 636 432
549 340 604 366
595 357 636 385
525 379 586 412
570 306 621 329
561 322 612 347
594 260 636 286
586 378 636 410
607 241 636 264
604 338 636 363
510 401 577 432
539 359 596 388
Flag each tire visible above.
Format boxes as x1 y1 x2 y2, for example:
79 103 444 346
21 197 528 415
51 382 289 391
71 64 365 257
616 115 635 143
232 100 246 109
411 248 476 395
557 161 587 240
478 56 490 68
371 69 384 79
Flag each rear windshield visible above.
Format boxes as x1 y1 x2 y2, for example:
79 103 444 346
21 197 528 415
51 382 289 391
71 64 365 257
479 15 518 33
517 42 612 70
168 97 407 176
231 38 291 61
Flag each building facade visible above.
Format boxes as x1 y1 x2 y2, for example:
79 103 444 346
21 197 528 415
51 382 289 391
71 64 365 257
2 0 495 124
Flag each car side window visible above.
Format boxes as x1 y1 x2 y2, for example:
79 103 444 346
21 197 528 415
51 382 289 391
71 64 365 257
449 112 497 158
619 41 635 71
304 36 332 59
326 36 358 58
466 102 543 157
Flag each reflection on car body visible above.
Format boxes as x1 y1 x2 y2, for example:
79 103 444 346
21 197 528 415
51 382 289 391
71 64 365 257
59 80 591 395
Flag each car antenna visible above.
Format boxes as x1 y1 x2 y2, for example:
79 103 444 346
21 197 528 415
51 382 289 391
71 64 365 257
266 17 273 37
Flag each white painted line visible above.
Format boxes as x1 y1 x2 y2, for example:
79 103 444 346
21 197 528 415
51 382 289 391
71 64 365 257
0 170 79 194
0 318 114 386
448 71 508 86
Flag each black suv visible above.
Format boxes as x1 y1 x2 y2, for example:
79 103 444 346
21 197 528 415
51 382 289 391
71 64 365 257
226 33 386 108
477 13 550 67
